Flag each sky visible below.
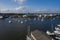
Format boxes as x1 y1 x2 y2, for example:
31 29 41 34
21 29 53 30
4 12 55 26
0 0 60 13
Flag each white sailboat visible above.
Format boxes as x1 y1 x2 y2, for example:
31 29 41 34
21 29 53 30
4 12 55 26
9 20 12 23
21 21 23 24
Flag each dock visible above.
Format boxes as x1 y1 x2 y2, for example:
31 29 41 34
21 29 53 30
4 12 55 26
30 30 52 40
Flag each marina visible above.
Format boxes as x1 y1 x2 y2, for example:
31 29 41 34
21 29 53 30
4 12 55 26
0 0 60 40
0 14 60 40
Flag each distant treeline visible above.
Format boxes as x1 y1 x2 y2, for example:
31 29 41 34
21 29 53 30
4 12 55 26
0 13 60 15
0 13 60 18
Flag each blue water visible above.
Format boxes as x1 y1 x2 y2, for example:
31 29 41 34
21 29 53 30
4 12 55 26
30 17 60 32
0 17 60 40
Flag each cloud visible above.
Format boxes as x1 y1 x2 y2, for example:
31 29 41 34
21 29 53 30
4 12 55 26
0 6 60 13
0 6 29 13
14 0 26 4
15 6 24 10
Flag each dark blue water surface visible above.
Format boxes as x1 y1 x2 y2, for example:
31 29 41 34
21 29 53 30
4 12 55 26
30 17 60 32
0 17 60 40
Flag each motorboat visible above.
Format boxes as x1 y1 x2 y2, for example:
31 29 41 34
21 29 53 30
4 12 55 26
54 24 60 40
46 30 54 35
55 35 60 40
54 24 60 34
55 27 60 31
54 31 60 34
46 24 60 40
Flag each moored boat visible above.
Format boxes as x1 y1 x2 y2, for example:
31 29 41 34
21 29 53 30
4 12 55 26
46 24 60 40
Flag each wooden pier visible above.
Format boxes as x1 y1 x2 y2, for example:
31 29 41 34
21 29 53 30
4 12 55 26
30 30 52 40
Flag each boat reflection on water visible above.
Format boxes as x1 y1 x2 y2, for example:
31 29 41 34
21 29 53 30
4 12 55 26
41 18 44 21
34 18 36 21
18 20 20 23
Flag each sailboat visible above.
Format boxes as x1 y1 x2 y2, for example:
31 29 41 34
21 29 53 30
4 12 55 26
21 21 23 24
9 20 12 23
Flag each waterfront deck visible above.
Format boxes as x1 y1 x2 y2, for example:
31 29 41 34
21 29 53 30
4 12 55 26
31 30 52 40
